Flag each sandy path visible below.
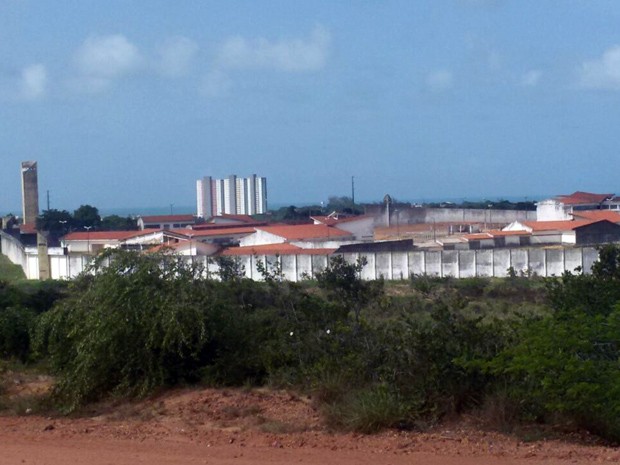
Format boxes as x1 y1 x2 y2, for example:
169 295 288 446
1 388 618 465
0 433 593 465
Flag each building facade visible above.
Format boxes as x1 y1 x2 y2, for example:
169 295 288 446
197 174 267 217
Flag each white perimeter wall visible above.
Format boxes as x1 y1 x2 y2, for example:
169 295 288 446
1 230 602 282
207 246 600 282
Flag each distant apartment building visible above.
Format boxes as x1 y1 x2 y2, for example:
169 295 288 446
196 174 267 218
21 161 39 225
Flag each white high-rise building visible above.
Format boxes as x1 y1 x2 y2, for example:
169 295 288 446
196 174 267 218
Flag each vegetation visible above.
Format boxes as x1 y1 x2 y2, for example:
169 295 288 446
480 244 620 441
424 199 537 210
269 197 535 223
35 205 137 237
270 196 363 223
0 254 26 283
2 246 620 443
0 278 66 361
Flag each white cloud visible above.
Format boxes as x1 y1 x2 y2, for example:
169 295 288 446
20 63 47 100
157 36 199 78
200 70 232 98
73 34 142 92
578 45 620 90
426 70 453 92
521 69 542 87
215 25 330 72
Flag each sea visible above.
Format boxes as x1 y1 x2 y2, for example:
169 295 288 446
0 195 548 219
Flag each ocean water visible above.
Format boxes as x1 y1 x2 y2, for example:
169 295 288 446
97 205 197 217
0 195 550 219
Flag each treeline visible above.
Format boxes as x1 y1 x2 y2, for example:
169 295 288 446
270 196 363 222
34 204 137 237
424 199 537 210
2 247 620 442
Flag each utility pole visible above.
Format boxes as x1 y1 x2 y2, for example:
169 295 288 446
351 176 355 204
84 226 92 255
46 190 50 210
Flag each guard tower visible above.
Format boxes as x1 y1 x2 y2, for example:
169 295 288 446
21 161 39 225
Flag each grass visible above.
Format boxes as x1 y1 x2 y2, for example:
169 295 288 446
0 360 54 415
0 254 26 283
323 386 408 434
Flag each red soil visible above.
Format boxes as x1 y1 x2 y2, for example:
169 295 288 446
1 387 619 465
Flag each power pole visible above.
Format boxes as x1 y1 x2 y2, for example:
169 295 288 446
351 176 355 204
46 190 50 210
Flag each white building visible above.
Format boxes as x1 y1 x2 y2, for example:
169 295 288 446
536 191 614 221
197 174 267 218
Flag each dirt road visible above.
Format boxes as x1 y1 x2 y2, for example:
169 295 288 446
1 388 618 465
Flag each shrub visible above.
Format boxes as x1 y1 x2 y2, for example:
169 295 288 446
316 255 384 324
324 385 407 433
452 277 490 298
0 279 66 362
410 273 450 296
485 245 620 442
34 250 213 411
0 306 37 362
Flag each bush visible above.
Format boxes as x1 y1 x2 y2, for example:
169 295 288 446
410 273 452 296
0 279 66 362
324 385 407 433
32 250 357 411
0 306 37 362
34 250 213 411
484 245 620 442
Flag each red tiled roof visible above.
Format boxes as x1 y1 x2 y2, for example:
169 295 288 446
522 220 595 232
210 214 256 223
139 214 195 223
221 243 336 256
556 191 613 205
63 230 137 241
571 210 620 222
256 224 352 240
192 221 267 230
172 227 256 238
19 223 37 234
463 233 493 240
464 230 531 240
487 229 531 237
312 214 371 226
120 228 161 239
311 216 339 226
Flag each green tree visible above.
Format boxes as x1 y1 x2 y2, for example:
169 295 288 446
35 209 73 236
486 244 620 441
100 214 138 231
315 255 383 324
213 255 246 282
34 250 210 410
73 204 101 230
271 205 324 222
326 196 363 215
591 243 620 281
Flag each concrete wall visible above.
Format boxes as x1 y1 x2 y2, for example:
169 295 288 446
0 231 35 279
1 230 602 282
366 206 537 227
207 246 598 282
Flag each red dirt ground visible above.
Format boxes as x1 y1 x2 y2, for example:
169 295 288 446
1 386 620 465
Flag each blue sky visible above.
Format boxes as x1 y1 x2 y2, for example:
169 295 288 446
3 0 620 214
